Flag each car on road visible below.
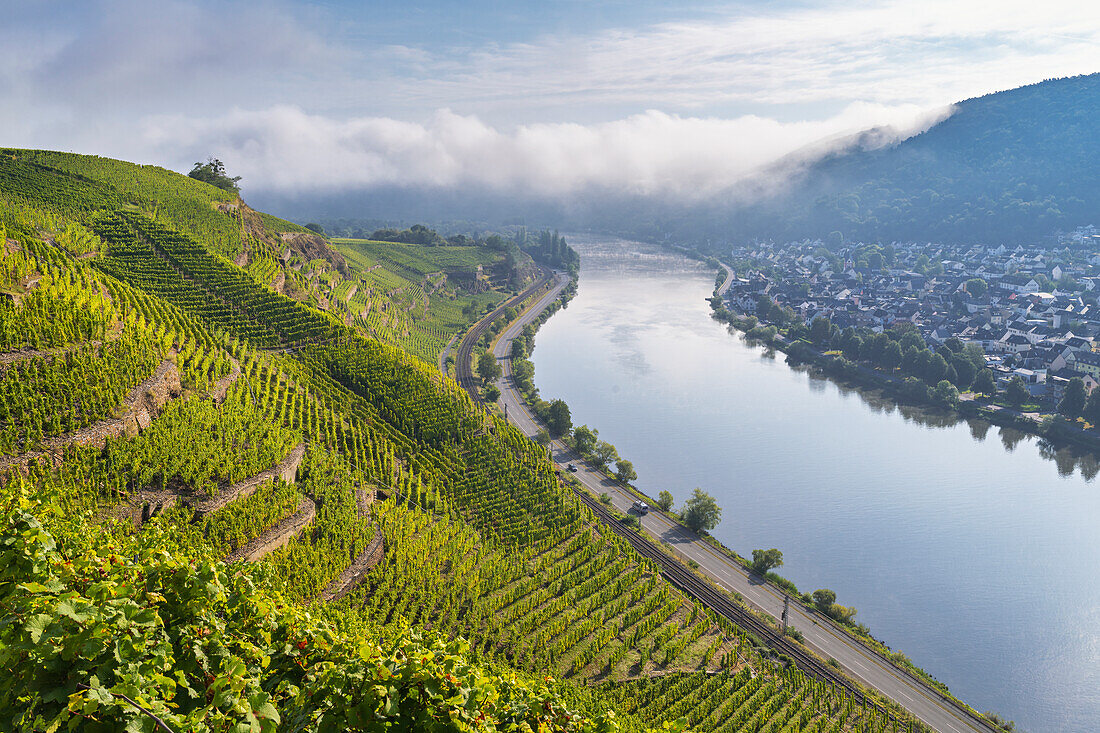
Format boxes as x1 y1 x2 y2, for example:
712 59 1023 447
567 463 578 472
631 501 649 515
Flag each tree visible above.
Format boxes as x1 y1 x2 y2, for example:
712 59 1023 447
1083 389 1100 426
933 379 959 407
305 223 325 235
614 459 637 484
534 428 550 446
476 351 502 384
592 440 619 469
923 352 949 384
681 488 722 533
1058 377 1087 417
572 425 597 455
546 400 571 437
751 548 783 575
809 317 832 347
1006 375 1029 407
187 157 241 193
881 341 903 370
973 368 996 397
484 385 501 402
949 353 976 390
812 588 837 611
965 278 988 298
656 490 674 511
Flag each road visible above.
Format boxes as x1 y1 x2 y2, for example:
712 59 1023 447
716 262 735 296
484 270 993 733
439 334 457 375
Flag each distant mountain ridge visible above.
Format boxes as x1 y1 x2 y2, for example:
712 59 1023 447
712 73 1100 247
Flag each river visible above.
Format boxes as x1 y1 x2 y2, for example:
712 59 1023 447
529 236 1100 733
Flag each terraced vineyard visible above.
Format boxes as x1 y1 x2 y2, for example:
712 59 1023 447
0 149 904 733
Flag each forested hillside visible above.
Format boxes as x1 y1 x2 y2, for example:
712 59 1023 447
714 73 1100 246
0 149 891 732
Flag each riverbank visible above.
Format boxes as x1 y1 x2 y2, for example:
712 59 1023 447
712 299 1100 472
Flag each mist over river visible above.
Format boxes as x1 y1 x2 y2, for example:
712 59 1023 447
529 236 1100 733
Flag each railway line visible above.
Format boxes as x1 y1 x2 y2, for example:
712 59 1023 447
453 269 553 397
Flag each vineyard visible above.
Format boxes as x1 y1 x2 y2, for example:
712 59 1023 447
0 149 907 733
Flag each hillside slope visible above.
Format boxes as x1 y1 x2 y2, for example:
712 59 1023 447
718 73 1100 245
0 149 891 733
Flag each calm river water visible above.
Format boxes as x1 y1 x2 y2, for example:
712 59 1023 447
530 237 1100 733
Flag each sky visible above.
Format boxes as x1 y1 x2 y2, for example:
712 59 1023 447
2 0 1098 202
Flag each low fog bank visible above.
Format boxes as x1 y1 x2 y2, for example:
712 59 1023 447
244 105 955 247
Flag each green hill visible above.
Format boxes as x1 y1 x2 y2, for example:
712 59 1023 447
683 73 1100 247
0 150 884 732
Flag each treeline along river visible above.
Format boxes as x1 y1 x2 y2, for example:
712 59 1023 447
530 236 1100 733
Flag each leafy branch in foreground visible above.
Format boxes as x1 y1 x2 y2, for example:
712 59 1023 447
0 512 616 733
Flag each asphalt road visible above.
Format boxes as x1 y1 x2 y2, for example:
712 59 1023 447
489 271 992 733
439 334 457 375
716 262 735 296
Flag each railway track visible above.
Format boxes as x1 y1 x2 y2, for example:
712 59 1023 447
454 269 553 396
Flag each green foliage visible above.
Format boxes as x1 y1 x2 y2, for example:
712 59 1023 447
592 440 619 470
547 399 572 437
0 325 162 453
973 368 996 397
1006 375 1029 407
933 379 960 408
751 548 784 575
102 395 300 497
478 350 502 384
0 513 613 733
573 425 598 456
1058 377 1087 417
656 491 674 512
812 588 837 611
681 489 722 533
187 157 242 193
614 459 637 484
201 479 302 556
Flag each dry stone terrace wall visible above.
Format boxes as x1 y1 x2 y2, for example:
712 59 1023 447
320 486 385 602
0 359 181 477
192 442 306 516
211 355 242 402
224 495 317 563
126 442 305 531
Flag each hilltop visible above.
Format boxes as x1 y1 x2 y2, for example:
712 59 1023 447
700 73 1100 246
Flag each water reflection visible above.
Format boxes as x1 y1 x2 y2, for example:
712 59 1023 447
764 335 1100 478
968 420 991 442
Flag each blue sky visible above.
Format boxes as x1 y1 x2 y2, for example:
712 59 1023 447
2 0 1097 199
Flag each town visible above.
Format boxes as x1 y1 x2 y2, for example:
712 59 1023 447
722 226 1100 408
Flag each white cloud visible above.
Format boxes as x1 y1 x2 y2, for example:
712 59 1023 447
141 102 952 199
392 0 1100 117
2 0 1097 204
